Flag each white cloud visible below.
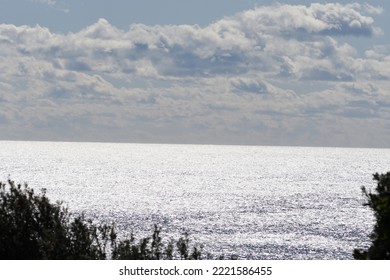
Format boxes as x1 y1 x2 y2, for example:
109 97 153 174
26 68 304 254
363 3 384 15
0 3 389 147
31 0 57 5
29 0 69 13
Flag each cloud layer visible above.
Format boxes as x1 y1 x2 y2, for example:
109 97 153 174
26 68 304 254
1 3 389 147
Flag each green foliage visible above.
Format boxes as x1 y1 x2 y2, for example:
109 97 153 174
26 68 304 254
0 180 205 260
354 172 390 260
0 180 113 259
111 225 204 260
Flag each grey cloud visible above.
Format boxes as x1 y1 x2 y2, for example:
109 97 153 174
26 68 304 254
61 59 91 72
0 113 9 124
235 3 382 39
0 3 384 82
342 106 378 119
303 68 354 81
231 78 269 94
47 86 71 99
0 3 390 147
311 3 380 36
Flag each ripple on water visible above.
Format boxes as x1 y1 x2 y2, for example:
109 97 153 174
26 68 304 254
0 141 386 259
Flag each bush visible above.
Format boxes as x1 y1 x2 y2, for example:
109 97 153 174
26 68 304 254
353 172 390 259
111 226 204 260
0 180 205 260
0 180 113 259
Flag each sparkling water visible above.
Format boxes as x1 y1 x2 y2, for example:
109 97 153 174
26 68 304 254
1 141 389 259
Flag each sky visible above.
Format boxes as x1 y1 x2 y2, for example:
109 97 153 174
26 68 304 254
0 1 390 148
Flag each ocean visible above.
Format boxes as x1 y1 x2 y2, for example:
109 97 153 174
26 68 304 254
1 141 389 259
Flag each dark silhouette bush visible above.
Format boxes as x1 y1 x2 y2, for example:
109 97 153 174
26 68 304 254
0 180 114 259
354 172 390 259
111 225 203 260
0 180 205 260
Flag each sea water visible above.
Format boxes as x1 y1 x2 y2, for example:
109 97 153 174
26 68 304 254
1 141 389 259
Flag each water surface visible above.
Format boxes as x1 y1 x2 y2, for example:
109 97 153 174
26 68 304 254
1 141 389 259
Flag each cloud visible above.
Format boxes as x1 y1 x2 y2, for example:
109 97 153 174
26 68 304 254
235 3 382 38
363 3 384 15
31 0 56 5
0 3 389 147
29 0 69 13
231 78 269 94
2 3 383 81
